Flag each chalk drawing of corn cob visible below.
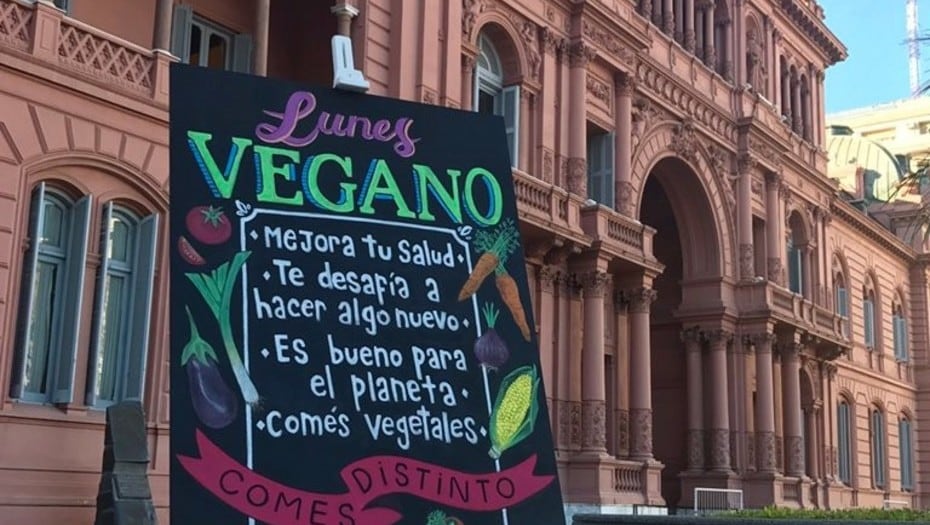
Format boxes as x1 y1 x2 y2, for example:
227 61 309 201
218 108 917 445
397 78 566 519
488 365 540 459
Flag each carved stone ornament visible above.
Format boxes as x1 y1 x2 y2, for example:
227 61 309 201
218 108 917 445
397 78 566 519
513 18 541 80
586 75 611 107
557 399 571 447
626 287 658 314
542 26 566 57
687 429 705 469
569 400 582 448
750 332 776 350
709 428 731 469
538 265 559 292
616 408 630 453
785 435 804 476
706 329 734 347
542 148 554 182
630 408 653 457
567 157 587 195
582 20 636 66
750 136 783 169
581 271 612 298
739 243 754 279
567 40 597 68
706 143 726 175
767 257 783 284
757 431 777 471
462 0 486 39
582 400 607 450
669 119 698 161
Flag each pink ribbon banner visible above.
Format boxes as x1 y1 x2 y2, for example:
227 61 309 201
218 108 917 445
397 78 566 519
177 430 555 525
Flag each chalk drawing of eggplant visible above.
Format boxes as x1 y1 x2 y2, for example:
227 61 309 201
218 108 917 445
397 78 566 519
181 305 238 429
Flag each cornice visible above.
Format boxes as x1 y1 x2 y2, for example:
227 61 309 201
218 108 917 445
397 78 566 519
778 0 847 65
830 199 917 263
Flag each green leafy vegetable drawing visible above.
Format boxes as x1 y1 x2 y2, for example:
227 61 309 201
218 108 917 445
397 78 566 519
185 251 259 407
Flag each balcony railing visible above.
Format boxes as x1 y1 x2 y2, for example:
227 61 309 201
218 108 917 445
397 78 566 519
736 279 848 345
0 0 170 106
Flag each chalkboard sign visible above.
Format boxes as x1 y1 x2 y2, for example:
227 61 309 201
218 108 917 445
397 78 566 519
169 62 564 525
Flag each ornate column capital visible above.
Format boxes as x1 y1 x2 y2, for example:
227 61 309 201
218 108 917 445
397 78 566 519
681 326 703 346
615 73 638 97
462 54 477 75
750 332 776 349
777 342 803 360
625 287 657 313
541 27 566 57
765 170 783 189
538 265 560 293
822 361 838 380
738 154 757 176
568 40 597 68
705 329 734 347
580 270 611 298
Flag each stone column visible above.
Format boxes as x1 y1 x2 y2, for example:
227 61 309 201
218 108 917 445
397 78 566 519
806 405 820 478
674 0 684 42
765 172 783 285
153 0 173 51
253 0 271 75
628 287 657 460
567 42 595 195
724 19 734 81
752 333 777 472
538 266 558 433
614 291 631 458
773 352 784 472
581 271 611 453
684 0 695 52
702 0 716 68
707 329 733 471
461 55 476 111
615 73 636 217
556 271 574 451
816 72 825 146
663 0 674 35
567 275 584 451
792 77 802 133
738 156 755 280
781 342 805 477
683 327 705 471
640 0 654 20
801 245 814 300
823 362 838 480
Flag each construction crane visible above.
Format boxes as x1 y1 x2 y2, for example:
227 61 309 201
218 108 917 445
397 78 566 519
908 0 921 96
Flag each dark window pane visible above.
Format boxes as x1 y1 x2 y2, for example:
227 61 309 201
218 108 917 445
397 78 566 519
189 24 202 66
208 33 228 69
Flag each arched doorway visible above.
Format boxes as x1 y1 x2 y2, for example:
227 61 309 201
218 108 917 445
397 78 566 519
639 156 724 507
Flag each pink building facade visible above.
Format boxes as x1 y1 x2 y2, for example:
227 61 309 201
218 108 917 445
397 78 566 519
0 0 926 523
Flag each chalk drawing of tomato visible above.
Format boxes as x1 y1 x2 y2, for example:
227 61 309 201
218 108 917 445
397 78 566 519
186 205 232 245
178 236 206 266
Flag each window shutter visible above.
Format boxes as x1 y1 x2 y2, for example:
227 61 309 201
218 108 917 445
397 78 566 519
170 4 193 60
587 135 603 203
864 299 874 347
232 33 253 74
472 70 480 113
10 183 47 399
899 419 910 490
837 287 848 317
787 246 801 294
85 202 113 407
501 85 520 168
121 213 160 401
837 403 850 483
603 132 616 208
893 315 902 359
50 194 92 404
900 317 909 361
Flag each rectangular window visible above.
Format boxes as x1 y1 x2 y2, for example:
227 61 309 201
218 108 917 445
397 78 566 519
171 5 253 73
893 314 909 361
837 402 852 484
836 286 849 336
10 183 92 404
787 240 802 294
586 131 615 208
863 299 875 348
900 419 913 491
872 410 886 489
86 203 160 407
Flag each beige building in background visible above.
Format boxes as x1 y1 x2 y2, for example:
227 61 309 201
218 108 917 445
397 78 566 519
0 0 929 523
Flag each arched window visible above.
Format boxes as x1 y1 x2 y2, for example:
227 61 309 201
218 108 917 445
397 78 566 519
892 299 909 362
11 183 92 404
835 272 849 337
871 407 886 489
474 33 519 168
837 397 853 484
86 203 160 407
863 286 877 350
899 415 914 491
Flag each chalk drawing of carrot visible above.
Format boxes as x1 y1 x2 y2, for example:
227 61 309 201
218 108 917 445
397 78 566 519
495 268 531 342
457 219 520 302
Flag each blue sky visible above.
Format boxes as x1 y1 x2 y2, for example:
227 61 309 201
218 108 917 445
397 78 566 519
821 0 928 114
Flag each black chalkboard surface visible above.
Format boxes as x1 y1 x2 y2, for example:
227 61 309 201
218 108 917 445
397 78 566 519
169 62 564 525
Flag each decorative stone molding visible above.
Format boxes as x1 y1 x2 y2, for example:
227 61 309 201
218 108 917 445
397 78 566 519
542 148 554 182
462 54 477 74
706 143 727 175
681 326 703 345
580 271 611 298
616 408 630 454
757 431 777 471
750 332 777 348
765 170 783 188
746 431 756 472
616 180 635 217
586 75 611 107
739 243 754 279
785 435 804 476
738 153 757 175
685 29 696 52
626 287 658 314
779 342 803 359
558 271 583 298
514 18 541 80
705 329 734 346
557 399 571 448
566 157 587 195
462 0 486 39
709 428 731 469
569 400 583 449
669 119 698 162
616 73 638 96
541 26 566 56
582 400 607 450
767 257 783 284
630 408 653 458
567 40 597 68
687 429 705 469
582 19 636 67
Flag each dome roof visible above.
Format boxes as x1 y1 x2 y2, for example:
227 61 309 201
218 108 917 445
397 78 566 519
826 132 905 201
